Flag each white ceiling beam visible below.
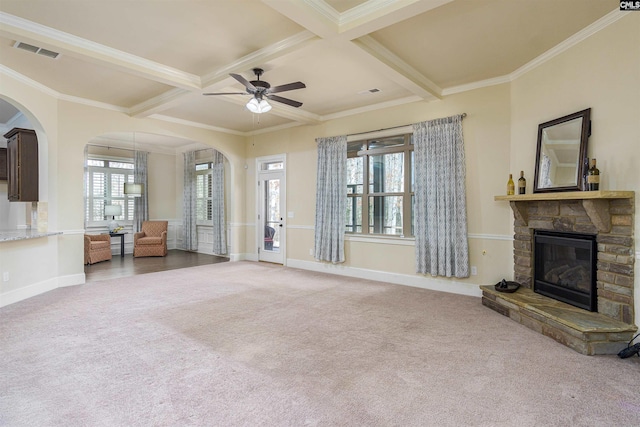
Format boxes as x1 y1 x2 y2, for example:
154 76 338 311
128 88 193 118
261 0 340 39
201 31 318 89
0 12 201 90
261 1 443 101
338 0 454 40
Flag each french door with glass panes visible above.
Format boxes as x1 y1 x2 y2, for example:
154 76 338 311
257 155 286 264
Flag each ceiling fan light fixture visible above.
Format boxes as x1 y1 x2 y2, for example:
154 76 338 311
246 97 271 114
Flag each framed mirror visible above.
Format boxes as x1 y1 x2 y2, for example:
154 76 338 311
533 108 591 193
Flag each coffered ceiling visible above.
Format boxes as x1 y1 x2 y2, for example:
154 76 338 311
0 0 619 136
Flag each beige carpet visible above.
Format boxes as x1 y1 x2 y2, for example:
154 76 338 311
1 261 638 426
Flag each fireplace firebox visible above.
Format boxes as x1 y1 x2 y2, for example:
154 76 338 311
534 230 597 312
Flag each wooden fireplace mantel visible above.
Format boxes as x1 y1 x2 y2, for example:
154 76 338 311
494 190 634 202
495 190 635 233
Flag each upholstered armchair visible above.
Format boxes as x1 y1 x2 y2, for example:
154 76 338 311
84 234 112 265
133 221 168 257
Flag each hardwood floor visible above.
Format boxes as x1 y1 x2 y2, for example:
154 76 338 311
85 250 229 283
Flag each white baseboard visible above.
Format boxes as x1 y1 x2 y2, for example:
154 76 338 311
230 253 258 262
0 273 87 308
0 278 58 308
286 259 483 298
58 273 85 288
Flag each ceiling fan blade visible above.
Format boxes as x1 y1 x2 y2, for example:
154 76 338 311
268 81 306 94
230 73 257 93
267 94 303 108
203 92 247 96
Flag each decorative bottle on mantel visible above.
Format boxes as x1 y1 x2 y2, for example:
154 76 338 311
587 158 600 191
507 174 515 195
518 171 526 194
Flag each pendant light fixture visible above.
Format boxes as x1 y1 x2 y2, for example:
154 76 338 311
124 132 143 197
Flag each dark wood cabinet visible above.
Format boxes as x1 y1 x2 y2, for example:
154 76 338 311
0 147 6 181
3 128 38 202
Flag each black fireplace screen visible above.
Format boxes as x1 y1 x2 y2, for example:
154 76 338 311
534 230 597 311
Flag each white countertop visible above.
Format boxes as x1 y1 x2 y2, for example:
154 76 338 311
0 229 62 242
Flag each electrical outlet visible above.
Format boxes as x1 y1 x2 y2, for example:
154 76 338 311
2 272 9 282
471 266 477 276
309 248 313 256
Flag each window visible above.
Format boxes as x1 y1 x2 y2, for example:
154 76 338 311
196 162 213 221
85 157 135 224
346 134 413 236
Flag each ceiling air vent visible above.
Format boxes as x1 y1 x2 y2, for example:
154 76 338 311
13 41 61 59
358 88 381 95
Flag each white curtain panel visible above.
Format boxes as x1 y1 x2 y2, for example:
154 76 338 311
314 135 347 263
413 115 469 278
133 151 149 232
183 151 198 251
211 150 227 255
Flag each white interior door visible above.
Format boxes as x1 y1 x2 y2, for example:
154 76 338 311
257 156 285 264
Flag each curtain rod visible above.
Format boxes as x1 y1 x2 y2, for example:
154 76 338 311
346 113 466 138
87 143 134 152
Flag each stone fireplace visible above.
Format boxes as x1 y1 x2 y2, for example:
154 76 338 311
482 191 637 355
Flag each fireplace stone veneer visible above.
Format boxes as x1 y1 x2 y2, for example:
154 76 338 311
484 191 637 355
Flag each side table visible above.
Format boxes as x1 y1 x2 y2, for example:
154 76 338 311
106 232 127 257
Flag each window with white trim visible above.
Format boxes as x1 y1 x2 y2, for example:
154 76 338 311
346 134 414 236
196 162 213 222
85 157 135 224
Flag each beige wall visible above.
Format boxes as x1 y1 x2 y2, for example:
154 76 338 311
147 151 177 220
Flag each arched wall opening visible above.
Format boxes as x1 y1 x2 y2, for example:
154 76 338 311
0 96 50 231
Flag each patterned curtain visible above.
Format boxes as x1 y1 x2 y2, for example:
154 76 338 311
314 135 347 263
211 150 227 255
413 115 469 278
183 151 198 251
83 145 89 229
540 153 552 188
133 150 149 232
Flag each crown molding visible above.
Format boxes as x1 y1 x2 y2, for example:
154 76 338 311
0 64 127 113
510 8 625 81
322 95 421 121
441 75 511 96
0 64 59 98
58 94 128 113
246 121 306 136
439 8 625 96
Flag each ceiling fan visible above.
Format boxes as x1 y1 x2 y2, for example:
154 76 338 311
203 68 306 113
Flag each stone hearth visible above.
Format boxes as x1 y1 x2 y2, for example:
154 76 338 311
485 191 637 355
